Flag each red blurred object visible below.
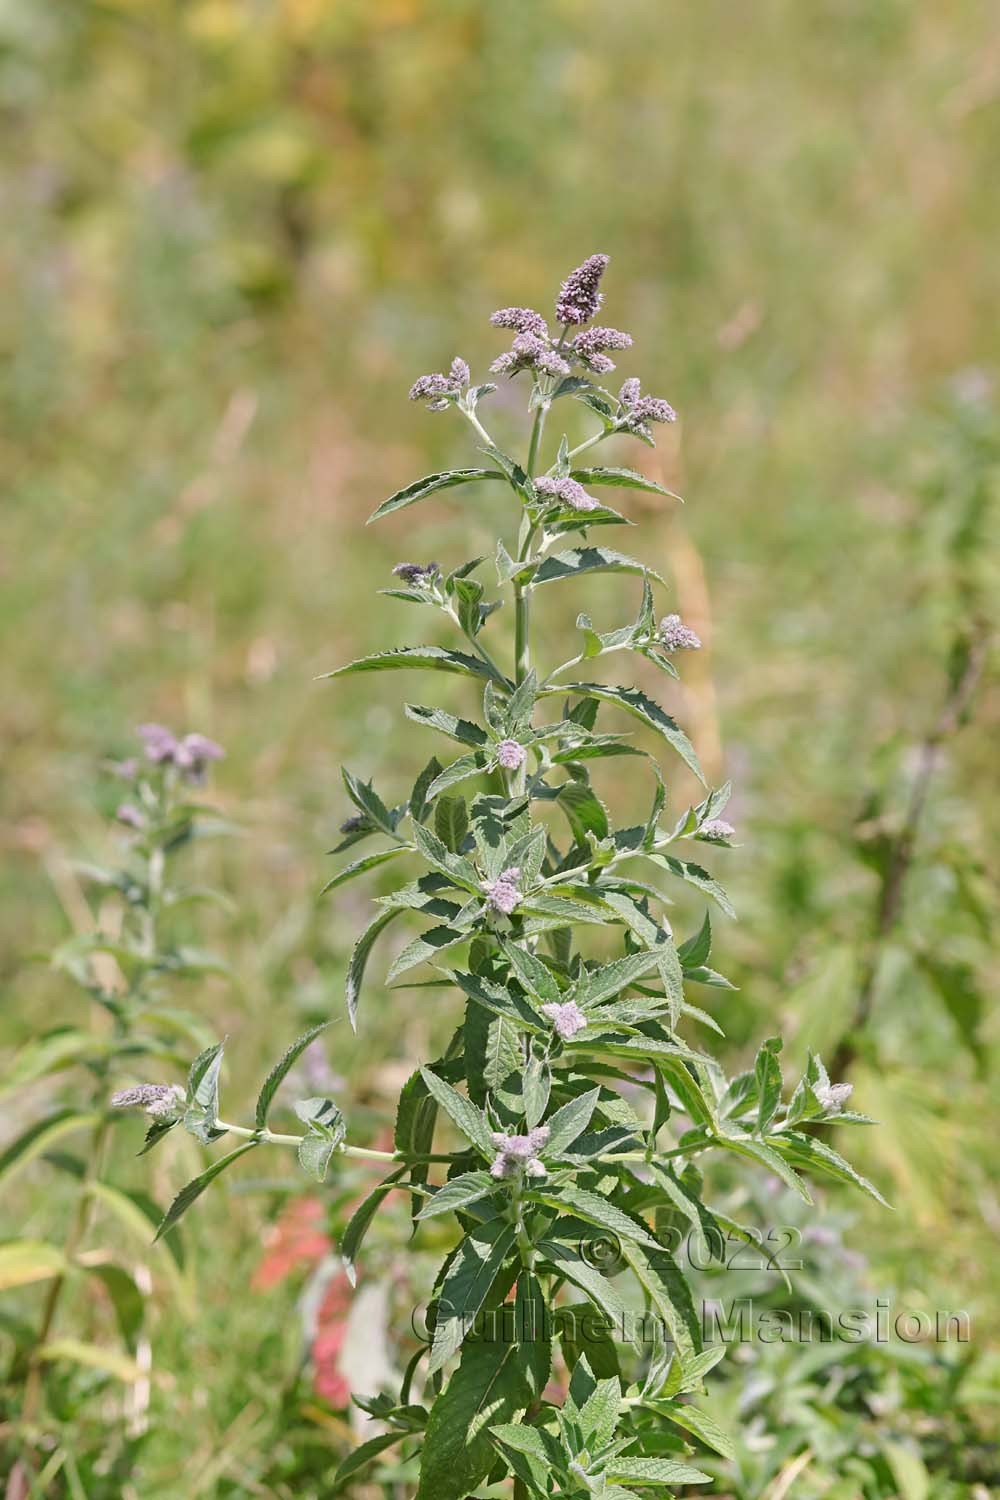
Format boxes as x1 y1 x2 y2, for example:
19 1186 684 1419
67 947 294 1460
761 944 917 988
312 1271 353 1406
252 1196 330 1290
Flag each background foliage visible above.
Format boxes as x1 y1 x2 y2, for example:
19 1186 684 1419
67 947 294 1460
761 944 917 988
2 2 997 1495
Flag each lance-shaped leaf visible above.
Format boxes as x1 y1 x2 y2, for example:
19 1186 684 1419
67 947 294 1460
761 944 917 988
184 1041 227 1144
538 1230 641 1350
404 703 489 748
770 1130 891 1207
571 466 682 500
255 1021 331 1129
579 950 662 1007
541 1088 601 1156
429 1219 518 1371
367 468 502 523
557 780 610 842
531 547 663 589
154 1140 259 1241
546 684 703 784
647 853 735 918
416 1170 498 1220
341 768 397 835
528 1185 661 1252
387 924 470 982
418 1273 549 1498
618 1230 701 1360
341 1167 407 1277
346 907 404 1029
321 646 509 687
608 1456 711 1487
320 845 408 896
418 1065 495 1157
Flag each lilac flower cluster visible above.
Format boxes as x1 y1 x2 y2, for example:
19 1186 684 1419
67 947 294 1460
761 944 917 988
392 561 439 586
483 866 522 916
490 331 570 380
111 1083 186 1121
657 614 702 651
571 325 633 375
698 818 735 843
533 475 599 513
496 738 526 771
618 377 677 431
138 724 225 782
408 357 470 410
540 999 588 1040
490 1126 549 1180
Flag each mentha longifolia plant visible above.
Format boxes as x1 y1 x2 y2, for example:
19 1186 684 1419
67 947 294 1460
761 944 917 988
122 256 886 1498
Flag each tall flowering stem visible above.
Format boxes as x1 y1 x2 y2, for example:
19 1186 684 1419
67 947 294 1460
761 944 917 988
125 257 884 1499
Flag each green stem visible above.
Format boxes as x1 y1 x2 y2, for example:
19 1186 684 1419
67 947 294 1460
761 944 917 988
458 404 495 449
559 424 619 469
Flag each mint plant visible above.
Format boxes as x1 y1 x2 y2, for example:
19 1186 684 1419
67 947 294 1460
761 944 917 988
3 727 227 1491
118 257 885 1497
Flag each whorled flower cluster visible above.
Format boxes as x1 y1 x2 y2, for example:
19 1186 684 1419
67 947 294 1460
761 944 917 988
657 614 701 652
540 1000 588 1040
815 1081 854 1114
111 1083 186 1121
392 561 440 586
533 475 599 513
408 358 470 411
496 738 527 771
483 866 522 916
698 819 735 843
490 1126 550 1180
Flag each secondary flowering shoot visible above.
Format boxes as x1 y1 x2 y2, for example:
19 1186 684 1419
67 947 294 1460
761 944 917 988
815 1082 854 1114
490 1126 550 1180
572 325 633 374
619 377 677 432
540 1000 588 1040
408 358 470 410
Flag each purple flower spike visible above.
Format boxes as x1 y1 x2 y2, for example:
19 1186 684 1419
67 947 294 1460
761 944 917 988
534 475 599 513
496 739 526 771
556 253 610 326
116 802 146 831
490 307 549 338
540 1000 588 1040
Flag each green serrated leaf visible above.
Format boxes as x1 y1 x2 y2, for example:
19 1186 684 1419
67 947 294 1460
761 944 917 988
367 468 502 524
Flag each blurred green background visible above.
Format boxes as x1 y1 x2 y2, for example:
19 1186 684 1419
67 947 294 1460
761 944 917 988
2 0 998 1493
